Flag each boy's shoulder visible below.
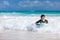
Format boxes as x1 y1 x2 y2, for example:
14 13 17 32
45 19 48 22
45 19 48 21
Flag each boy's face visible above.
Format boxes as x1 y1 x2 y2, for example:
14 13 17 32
41 16 45 20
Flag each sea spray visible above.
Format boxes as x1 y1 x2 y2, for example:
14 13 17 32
0 15 60 34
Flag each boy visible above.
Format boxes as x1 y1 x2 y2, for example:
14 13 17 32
36 15 48 25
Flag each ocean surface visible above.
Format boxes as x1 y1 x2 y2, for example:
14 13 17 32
0 11 60 33
0 11 60 16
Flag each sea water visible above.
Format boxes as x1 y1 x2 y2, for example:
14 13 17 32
0 11 60 33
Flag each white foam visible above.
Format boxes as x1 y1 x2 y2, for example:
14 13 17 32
0 15 60 33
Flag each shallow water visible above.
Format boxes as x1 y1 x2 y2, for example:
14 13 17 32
0 15 60 34
0 30 60 40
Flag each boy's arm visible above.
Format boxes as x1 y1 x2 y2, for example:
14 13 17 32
36 20 40 24
46 20 48 24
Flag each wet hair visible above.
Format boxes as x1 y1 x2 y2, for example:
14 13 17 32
41 15 45 18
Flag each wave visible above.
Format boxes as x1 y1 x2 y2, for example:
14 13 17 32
0 15 60 33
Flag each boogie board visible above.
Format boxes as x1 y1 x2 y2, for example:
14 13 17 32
26 23 41 31
36 22 46 28
26 22 47 31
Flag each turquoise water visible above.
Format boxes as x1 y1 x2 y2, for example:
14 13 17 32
0 11 60 16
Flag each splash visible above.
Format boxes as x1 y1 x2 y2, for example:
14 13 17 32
0 15 60 33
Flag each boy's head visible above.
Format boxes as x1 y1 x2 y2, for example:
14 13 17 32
41 15 45 20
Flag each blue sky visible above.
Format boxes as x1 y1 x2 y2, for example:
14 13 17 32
0 0 60 11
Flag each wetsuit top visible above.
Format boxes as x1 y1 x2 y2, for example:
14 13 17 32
36 19 48 24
